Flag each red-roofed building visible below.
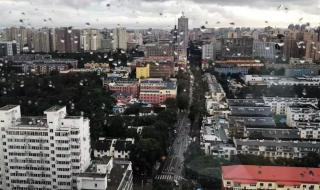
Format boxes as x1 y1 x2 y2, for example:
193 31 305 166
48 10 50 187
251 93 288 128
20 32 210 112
222 165 320 190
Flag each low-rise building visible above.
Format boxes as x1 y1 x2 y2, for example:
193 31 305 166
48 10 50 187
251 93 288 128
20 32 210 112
234 138 320 159
93 138 134 159
104 79 139 98
77 157 133 190
139 78 177 105
136 63 150 79
84 62 110 73
244 75 320 86
204 73 226 102
222 165 320 190
263 97 318 115
286 105 320 127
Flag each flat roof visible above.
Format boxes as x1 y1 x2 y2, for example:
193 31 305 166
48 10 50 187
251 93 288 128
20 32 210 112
0 105 18 111
222 165 320 184
44 105 65 112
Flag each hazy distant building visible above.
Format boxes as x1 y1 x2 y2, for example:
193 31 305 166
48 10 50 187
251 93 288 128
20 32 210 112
55 27 80 53
5 27 28 51
144 43 174 57
253 41 277 60
112 28 128 50
202 43 215 60
0 41 20 57
221 37 254 59
80 29 102 52
178 15 189 54
28 29 50 53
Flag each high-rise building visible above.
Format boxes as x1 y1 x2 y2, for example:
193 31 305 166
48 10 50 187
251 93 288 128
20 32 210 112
221 37 254 59
55 28 80 53
28 29 50 53
253 41 277 61
80 29 102 52
178 15 189 55
112 28 128 50
5 27 28 51
0 41 20 57
0 105 91 189
202 43 215 60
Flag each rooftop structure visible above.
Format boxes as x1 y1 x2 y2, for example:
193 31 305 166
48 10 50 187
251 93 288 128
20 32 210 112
222 165 320 190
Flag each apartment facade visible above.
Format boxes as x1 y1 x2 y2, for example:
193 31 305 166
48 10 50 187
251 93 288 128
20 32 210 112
234 138 320 159
0 105 91 190
139 78 177 105
105 79 139 98
263 97 318 115
222 165 320 190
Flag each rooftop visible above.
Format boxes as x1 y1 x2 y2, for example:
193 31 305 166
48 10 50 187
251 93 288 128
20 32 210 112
44 105 65 112
94 139 113 151
108 160 132 190
0 105 18 111
230 106 272 117
227 99 265 107
234 138 320 148
222 165 320 184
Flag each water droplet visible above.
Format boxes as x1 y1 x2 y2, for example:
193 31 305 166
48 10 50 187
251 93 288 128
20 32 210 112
200 26 207 32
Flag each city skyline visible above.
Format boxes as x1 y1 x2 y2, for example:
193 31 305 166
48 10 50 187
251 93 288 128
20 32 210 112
0 0 320 29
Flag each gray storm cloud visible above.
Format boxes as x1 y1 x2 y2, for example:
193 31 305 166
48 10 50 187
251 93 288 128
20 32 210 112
0 0 319 28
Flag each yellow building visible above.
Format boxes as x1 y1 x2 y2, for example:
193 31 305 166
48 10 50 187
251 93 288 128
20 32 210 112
136 64 150 79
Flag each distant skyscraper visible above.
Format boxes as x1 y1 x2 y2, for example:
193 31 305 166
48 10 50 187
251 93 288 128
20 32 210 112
5 27 28 51
28 29 50 53
112 28 128 50
178 14 189 55
0 41 20 57
55 27 80 53
80 29 102 52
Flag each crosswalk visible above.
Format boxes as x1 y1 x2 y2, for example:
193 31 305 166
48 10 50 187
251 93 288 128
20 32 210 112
154 174 184 182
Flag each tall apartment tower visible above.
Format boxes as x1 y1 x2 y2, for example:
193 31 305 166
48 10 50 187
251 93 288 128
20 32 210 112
5 27 28 51
0 41 20 57
112 28 128 50
80 29 102 51
55 28 81 53
0 105 91 190
178 14 189 55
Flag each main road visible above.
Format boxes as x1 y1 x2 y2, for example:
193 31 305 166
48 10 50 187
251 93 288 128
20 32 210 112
155 69 194 184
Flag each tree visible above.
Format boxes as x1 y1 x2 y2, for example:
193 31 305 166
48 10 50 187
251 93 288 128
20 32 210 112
104 115 126 137
130 138 163 176
177 94 189 110
158 109 177 126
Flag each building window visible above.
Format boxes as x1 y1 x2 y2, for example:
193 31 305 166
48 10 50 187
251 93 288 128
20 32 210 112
95 184 97 187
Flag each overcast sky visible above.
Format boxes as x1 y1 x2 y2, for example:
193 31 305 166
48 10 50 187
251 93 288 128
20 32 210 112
0 0 320 29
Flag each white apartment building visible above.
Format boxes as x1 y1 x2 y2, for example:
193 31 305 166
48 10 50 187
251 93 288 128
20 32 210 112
80 29 102 52
77 158 133 190
202 44 215 60
286 105 320 127
0 105 91 190
293 121 320 139
234 138 320 159
263 97 319 115
94 138 134 159
112 28 128 50
244 75 320 86
204 73 226 102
